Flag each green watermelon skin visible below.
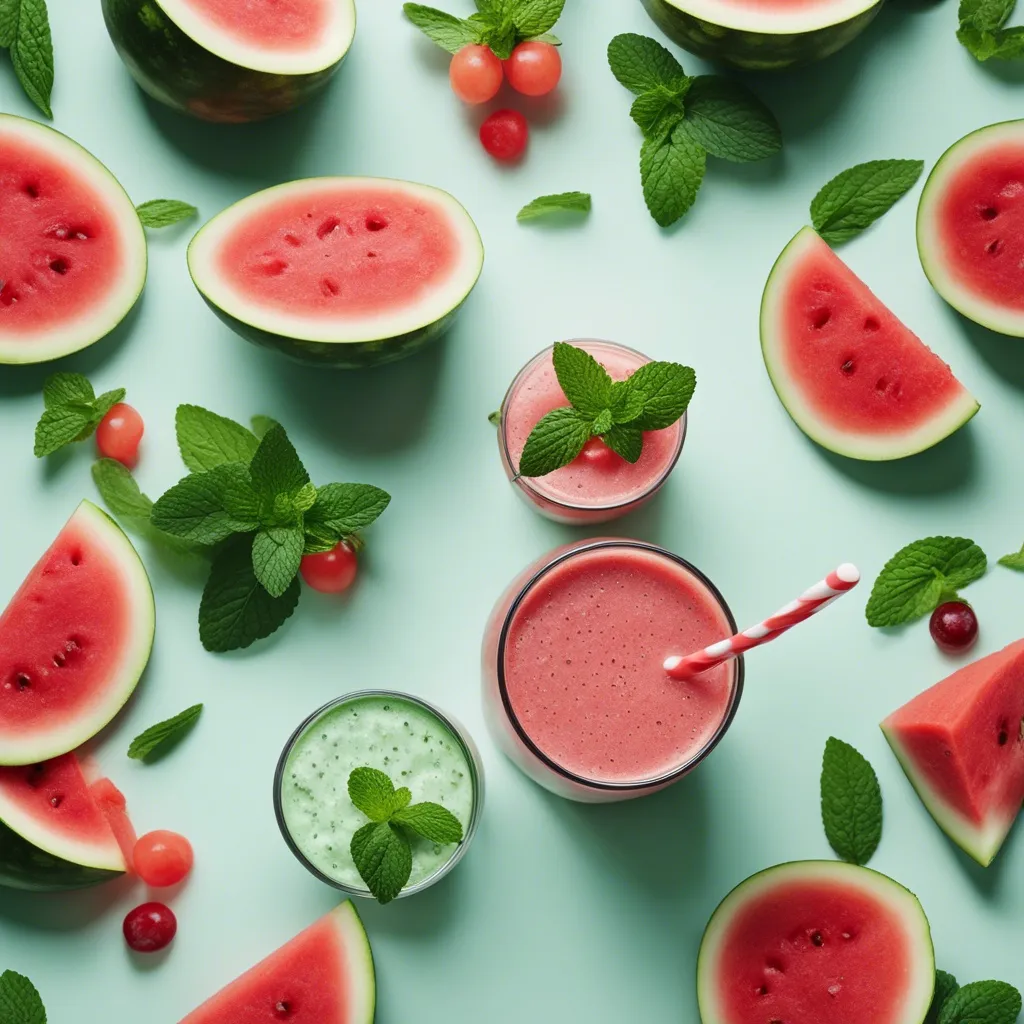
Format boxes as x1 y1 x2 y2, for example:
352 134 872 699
0 819 122 892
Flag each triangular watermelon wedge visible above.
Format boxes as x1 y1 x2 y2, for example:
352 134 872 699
179 901 375 1024
882 639 1024 866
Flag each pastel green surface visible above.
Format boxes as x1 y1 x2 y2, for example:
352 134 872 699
1 2 1023 1021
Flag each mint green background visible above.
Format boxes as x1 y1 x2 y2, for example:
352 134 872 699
1 1 1023 1020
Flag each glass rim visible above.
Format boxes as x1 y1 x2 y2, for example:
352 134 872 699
494 539 745 792
499 340 688 514
273 689 484 899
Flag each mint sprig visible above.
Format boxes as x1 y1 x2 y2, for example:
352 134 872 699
958 0 1024 59
999 544 1024 571
866 536 987 627
927 971 961 1024
0 0 54 118
403 0 563 60
517 191 591 222
939 981 1022 1024
820 737 882 866
519 342 695 477
135 199 198 229
127 704 203 762
0 971 45 1024
348 766 464 904
33 373 126 458
608 33 781 228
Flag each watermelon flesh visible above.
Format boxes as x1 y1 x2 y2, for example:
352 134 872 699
882 639 1024 867
171 0 331 51
179 901 375 1024
761 228 979 461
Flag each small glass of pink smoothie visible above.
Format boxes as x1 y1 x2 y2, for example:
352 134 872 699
482 539 743 803
497 340 687 525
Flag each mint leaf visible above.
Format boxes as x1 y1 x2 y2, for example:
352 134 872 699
509 0 564 36
135 199 197 228
348 767 411 822
621 361 696 430
630 82 689 137
866 536 987 627
151 464 259 544
43 372 92 408
249 425 310 500
252 525 305 598
305 483 391 541
957 0 1024 57
517 191 592 222
518 407 592 477
682 76 782 163
927 971 961 1024
641 120 706 228
821 737 883 865
811 159 925 245
6 0 54 118
591 408 614 435
939 981 1022 1024
402 3 481 53
552 341 613 417
602 424 643 463
350 821 412 904
961 0 1015 32
251 414 281 439
127 704 203 761
0 970 45 1024
0 1 18 47
93 389 126 421
392 802 464 844
999 545 1024 571
607 33 685 95
175 404 260 473
92 459 154 520
34 405 94 457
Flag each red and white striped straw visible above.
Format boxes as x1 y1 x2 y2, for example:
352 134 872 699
664 564 861 681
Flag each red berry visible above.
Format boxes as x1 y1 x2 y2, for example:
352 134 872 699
929 601 979 653
96 402 144 468
575 437 618 470
449 45 503 104
123 902 177 953
480 109 529 162
504 41 562 97
133 830 194 888
301 540 359 594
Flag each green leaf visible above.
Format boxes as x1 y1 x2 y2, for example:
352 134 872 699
517 191 592 222
151 464 260 544
508 0 564 36
0 0 18 48
470 7 517 57
811 159 925 245
518 407 593 477
552 341 613 418
960 0 1015 33
135 199 198 229
402 3 481 53
249 425 310 500
820 737 883 865
601 424 643 463
959 21 1024 57
620 361 696 430
682 76 782 163
127 704 203 761
33 405 94 457
92 388 126 422
608 32 685 96
927 971 961 1024
305 483 391 541
251 414 281 439
252 526 305 598
591 408 614 435
939 981 1022 1024
175 404 260 472
630 83 689 137
9 0 53 118
91 459 154 520
350 821 413 904
641 120 706 228
0 970 45 1024
43 372 93 408
347 767 411 822
866 537 987 627
999 546 1024 571
392 801 465 844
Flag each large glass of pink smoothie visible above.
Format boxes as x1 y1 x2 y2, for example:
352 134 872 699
498 341 686 525
482 539 743 802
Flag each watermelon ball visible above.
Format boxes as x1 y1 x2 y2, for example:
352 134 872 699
96 402 144 468
123 902 177 953
504 41 562 97
449 45 503 104
929 601 979 653
301 540 359 594
576 437 619 469
480 109 529 162
133 830 194 888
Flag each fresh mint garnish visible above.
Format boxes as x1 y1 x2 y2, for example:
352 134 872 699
519 341 695 477
347 766 464 904
135 199 198 229
0 0 54 118
608 33 781 227
866 536 987 627
999 544 1024 571
939 980 1022 1024
250 414 281 439
820 737 882 866
958 0 1024 60
517 191 592 222
127 704 203 761
403 0 563 59
176 404 261 473
0 971 45 1024
810 160 925 245
927 971 961 1024
33 373 126 458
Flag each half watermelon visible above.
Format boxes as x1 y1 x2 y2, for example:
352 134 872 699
882 639 1024 867
188 177 485 368
0 501 155 766
697 861 934 1024
761 227 979 461
0 115 147 365
179 901 375 1024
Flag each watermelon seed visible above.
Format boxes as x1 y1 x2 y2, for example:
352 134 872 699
0 282 18 306
49 259 68 276
755 985 769 996
317 218 341 240
48 224 70 240
49 795 62 808
841 360 855 375
320 278 340 297
998 720 1009 746
366 215 388 231
366 251 378 259
70 552 81 566
986 239 1003 255
274 1000 293 1017
23 183 39 198
53 653 65 668
980 206 998 220
863 317 880 332
875 377 890 392
283 233 302 247
14 673 30 690
262 259 288 276
811 931 823 946
811 308 831 329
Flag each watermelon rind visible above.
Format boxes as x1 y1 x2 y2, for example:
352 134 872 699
696 860 935 1024
187 177 485 369
761 227 980 461
0 501 155 766
101 0 356 123
0 115 147 365
917 120 1024 338
640 0 881 69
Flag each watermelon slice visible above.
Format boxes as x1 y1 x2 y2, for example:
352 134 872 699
188 177 485 368
882 639 1024 867
761 227 979 461
0 501 155 766
918 120 1024 337
0 114 147 365
697 861 935 1024
102 0 356 123
0 753 130 891
179 901 375 1024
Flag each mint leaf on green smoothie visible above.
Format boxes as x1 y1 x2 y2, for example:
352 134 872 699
1 0 54 118
820 737 882 866
926 971 961 1024
176 405 260 471
957 0 1024 59
811 160 925 245
251 414 282 439
348 766 412 821
866 537 987 627
127 704 204 762
34 372 126 457
0 970 45 1024
999 544 1024 571
939 981 1022 1024
135 199 198 229
350 821 413 905
392 802 464 844
517 191 592 222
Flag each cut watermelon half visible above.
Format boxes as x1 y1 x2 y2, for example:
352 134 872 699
697 861 934 1024
918 120 1024 337
882 639 1024 867
0 501 155 766
761 227 980 461
0 752 130 891
0 115 147 364
179 901 375 1024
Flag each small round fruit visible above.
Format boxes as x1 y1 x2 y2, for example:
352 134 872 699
576 437 618 469
96 403 144 468
133 830 194 888
123 902 177 953
449 45 503 104
480 109 529 162
504 41 562 97
929 601 979 653
301 541 359 594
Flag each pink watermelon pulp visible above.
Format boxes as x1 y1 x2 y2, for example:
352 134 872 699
761 227 979 460
882 639 1024 867
179 901 375 1024
171 0 331 52
0 501 155 766
697 861 934 1024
